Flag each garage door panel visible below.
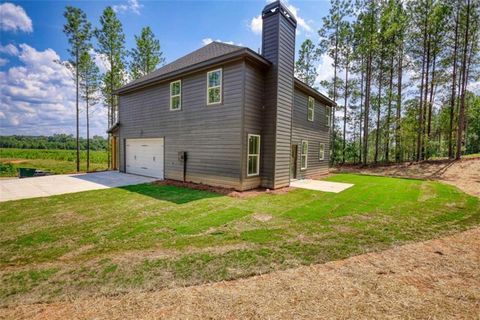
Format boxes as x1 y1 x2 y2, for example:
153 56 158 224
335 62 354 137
126 138 164 179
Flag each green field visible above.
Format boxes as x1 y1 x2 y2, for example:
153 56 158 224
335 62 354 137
0 148 108 176
0 174 478 305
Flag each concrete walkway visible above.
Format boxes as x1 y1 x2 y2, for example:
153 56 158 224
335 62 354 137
0 171 156 202
290 179 353 193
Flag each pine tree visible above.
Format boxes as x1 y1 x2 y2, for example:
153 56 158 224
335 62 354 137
295 39 319 87
95 7 126 168
63 6 91 172
79 51 101 172
129 26 164 80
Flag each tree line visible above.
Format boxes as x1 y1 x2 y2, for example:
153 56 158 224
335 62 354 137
295 0 480 165
0 135 108 151
63 6 164 171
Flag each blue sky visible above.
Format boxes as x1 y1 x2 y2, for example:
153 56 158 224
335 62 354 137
0 0 334 137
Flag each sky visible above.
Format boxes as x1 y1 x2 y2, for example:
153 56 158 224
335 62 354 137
0 0 335 137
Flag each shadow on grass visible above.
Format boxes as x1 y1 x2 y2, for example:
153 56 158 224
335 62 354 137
119 183 222 204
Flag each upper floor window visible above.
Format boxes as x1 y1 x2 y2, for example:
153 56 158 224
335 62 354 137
325 106 331 127
170 80 181 110
308 96 315 121
247 134 261 176
301 140 308 170
207 69 222 105
319 143 325 160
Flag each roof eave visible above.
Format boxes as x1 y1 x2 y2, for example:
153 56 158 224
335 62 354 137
293 78 336 107
116 49 271 95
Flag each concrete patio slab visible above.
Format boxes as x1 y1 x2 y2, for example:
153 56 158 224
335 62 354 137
290 179 354 193
0 171 157 202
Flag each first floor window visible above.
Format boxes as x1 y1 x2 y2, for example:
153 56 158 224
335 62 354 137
308 96 315 121
319 143 325 160
207 69 222 105
301 140 308 170
170 80 181 110
247 134 260 176
325 106 331 127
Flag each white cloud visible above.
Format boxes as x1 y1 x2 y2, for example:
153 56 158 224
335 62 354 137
0 44 107 136
0 43 19 56
201 38 241 46
468 81 480 95
0 3 33 32
89 48 109 74
113 0 143 15
0 57 8 67
250 15 263 35
315 53 335 97
249 0 312 35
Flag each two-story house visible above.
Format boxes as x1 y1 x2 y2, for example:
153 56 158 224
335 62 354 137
109 0 336 191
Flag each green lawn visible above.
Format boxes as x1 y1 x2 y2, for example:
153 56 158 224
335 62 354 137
0 148 108 176
0 174 479 305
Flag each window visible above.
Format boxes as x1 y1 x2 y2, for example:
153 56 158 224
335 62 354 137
319 143 325 160
247 134 260 176
207 69 222 105
308 96 315 121
325 106 331 127
170 80 181 110
301 140 308 170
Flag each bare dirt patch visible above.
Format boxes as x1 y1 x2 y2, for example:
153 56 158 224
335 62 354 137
251 213 273 222
3 228 479 320
155 179 293 198
336 157 480 197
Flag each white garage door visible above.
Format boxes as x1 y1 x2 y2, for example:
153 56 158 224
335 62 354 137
126 138 164 179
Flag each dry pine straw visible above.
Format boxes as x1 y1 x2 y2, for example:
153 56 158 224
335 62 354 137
3 227 479 320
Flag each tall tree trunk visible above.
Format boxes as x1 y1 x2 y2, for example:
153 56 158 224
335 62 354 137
422 33 431 160
416 6 428 162
342 56 349 164
359 61 364 164
86 88 90 172
76 48 80 172
395 41 403 163
363 51 372 165
331 27 339 165
385 55 394 163
374 56 383 164
426 50 437 159
448 8 459 159
456 0 471 160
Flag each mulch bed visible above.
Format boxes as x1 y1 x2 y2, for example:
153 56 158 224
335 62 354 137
153 179 294 199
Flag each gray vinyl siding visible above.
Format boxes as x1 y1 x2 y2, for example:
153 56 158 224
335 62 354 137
261 12 279 188
291 89 330 178
118 61 244 187
242 62 265 189
261 7 296 189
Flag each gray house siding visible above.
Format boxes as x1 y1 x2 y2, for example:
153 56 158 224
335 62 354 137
241 61 265 190
118 61 245 189
291 88 331 178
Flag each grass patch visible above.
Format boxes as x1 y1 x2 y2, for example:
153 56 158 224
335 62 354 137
0 148 108 176
0 174 479 305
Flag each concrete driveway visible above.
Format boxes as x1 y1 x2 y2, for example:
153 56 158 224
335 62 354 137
0 171 157 202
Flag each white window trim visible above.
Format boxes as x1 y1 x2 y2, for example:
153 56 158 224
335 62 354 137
301 140 308 170
247 134 261 177
319 143 325 160
326 106 331 127
206 68 222 105
308 96 315 122
170 80 181 111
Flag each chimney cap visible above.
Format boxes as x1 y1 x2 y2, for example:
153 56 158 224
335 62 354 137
262 0 297 27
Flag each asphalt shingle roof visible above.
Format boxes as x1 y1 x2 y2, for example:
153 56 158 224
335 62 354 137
118 42 248 92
